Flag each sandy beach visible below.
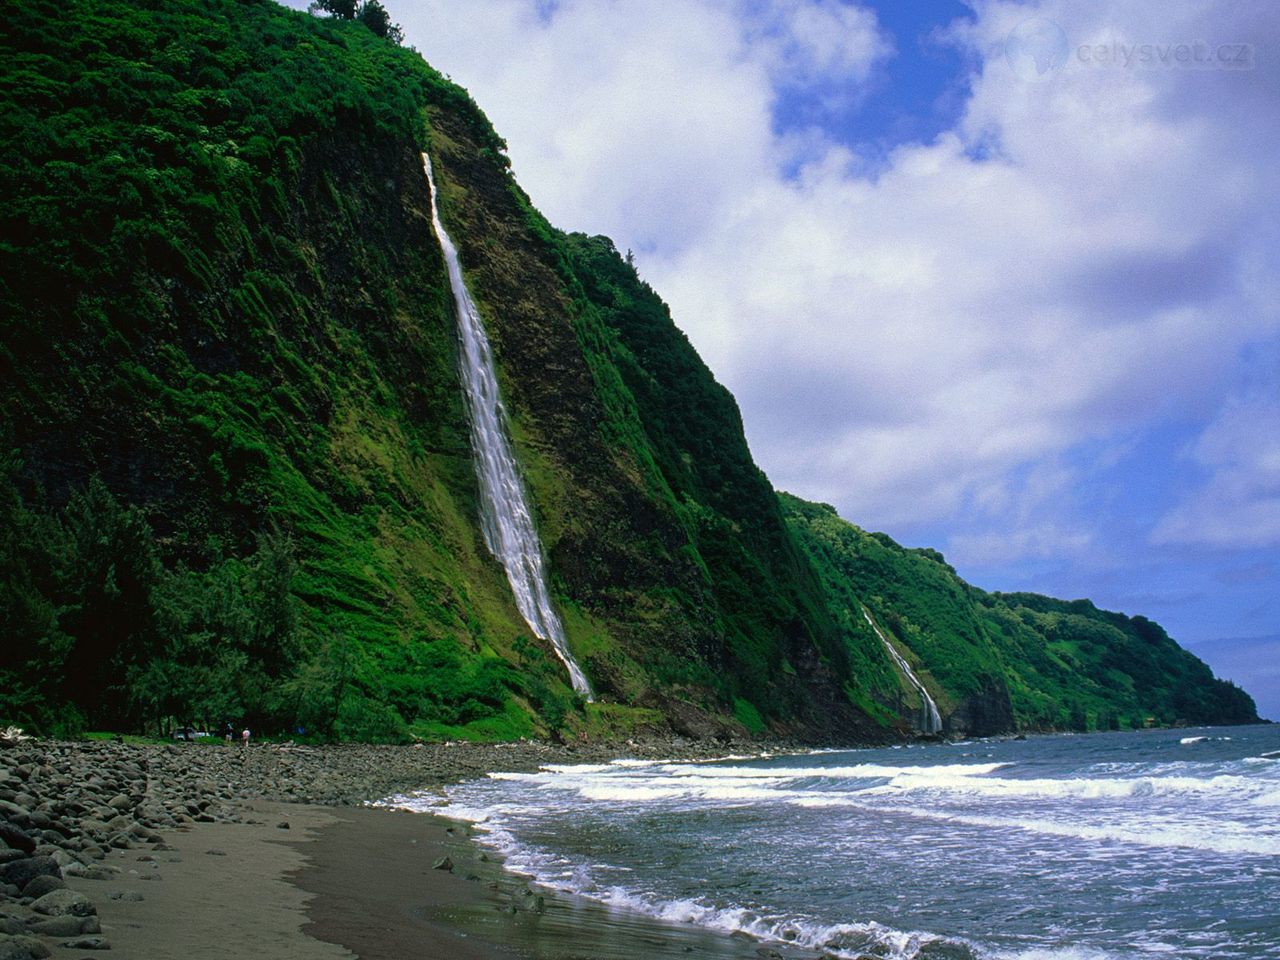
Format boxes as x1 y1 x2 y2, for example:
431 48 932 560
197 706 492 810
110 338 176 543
70 798 788 959
1 739 804 959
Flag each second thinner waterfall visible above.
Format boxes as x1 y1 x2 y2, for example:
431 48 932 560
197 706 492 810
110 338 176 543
861 606 942 734
422 153 593 699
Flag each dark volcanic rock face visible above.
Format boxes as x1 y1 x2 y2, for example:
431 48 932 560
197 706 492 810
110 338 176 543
945 679 1016 738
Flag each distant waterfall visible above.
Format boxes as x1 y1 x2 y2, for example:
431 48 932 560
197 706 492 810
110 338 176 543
861 606 942 735
422 153 593 700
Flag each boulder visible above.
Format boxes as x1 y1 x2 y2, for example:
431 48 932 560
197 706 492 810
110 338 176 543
47 851 78 871
19 875 64 899
30 889 95 918
26 916 92 938
0 827 34 856
0 935 52 960
0 857 59 890
0 802 29 822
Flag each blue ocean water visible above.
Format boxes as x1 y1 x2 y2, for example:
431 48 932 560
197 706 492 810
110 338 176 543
402 726 1280 959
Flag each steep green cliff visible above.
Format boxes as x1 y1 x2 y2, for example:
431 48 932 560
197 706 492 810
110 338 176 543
0 0 1257 740
781 495 1259 732
0 0 881 740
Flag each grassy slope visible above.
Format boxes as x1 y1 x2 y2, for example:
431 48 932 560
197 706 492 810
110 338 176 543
424 107 885 739
781 494 1259 731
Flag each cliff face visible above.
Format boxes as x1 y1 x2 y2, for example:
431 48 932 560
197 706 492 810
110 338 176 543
0 0 882 740
0 0 1257 740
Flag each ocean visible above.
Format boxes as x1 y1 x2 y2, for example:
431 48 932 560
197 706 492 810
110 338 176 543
395 725 1280 959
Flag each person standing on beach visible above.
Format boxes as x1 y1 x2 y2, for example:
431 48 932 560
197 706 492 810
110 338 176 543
241 727 251 746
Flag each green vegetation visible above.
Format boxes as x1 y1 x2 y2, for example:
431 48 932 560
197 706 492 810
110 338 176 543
0 0 566 740
0 0 1255 741
781 495 1259 732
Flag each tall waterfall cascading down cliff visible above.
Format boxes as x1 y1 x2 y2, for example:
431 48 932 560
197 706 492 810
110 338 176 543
422 153 593 700
861 606 942 734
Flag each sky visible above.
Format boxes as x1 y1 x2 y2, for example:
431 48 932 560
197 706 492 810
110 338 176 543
286 0 1280 718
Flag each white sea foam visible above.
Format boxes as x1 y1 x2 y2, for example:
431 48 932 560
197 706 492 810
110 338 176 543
654 760 1010 780
1003 949 1124 960
845 803 1280 857
466 759 1016 809
502 862 985 960
864 771 1270 802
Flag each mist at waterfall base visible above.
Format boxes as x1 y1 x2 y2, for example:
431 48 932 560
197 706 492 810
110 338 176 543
389 726 1280 959
423 153 592 699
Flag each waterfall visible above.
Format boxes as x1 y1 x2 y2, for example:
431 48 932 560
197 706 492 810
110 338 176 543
861 606 942 734
422 153 593 700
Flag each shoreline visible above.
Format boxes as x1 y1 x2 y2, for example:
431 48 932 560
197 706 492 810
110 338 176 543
0 736 822 959
294 805 796 959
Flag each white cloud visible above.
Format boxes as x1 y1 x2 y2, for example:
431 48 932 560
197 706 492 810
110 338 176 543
398 0 782 254
1153 395 1280 548
948 458 1096 564
393 0 1279 556
742 0 890 87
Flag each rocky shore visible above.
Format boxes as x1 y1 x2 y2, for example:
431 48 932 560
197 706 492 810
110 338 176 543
0 734 771 958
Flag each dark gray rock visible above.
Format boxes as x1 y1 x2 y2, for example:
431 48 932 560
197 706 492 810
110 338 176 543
26 916 89 938
31 890 94 919
107 891 142 902
0 802 29 823
59 935 109 950
19 876 64 899
0 934 52 960
0 828 34 856
432 856 454 872
0 858 59 890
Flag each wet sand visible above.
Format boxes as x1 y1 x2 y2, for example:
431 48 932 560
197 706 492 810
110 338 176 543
294 804 788 960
